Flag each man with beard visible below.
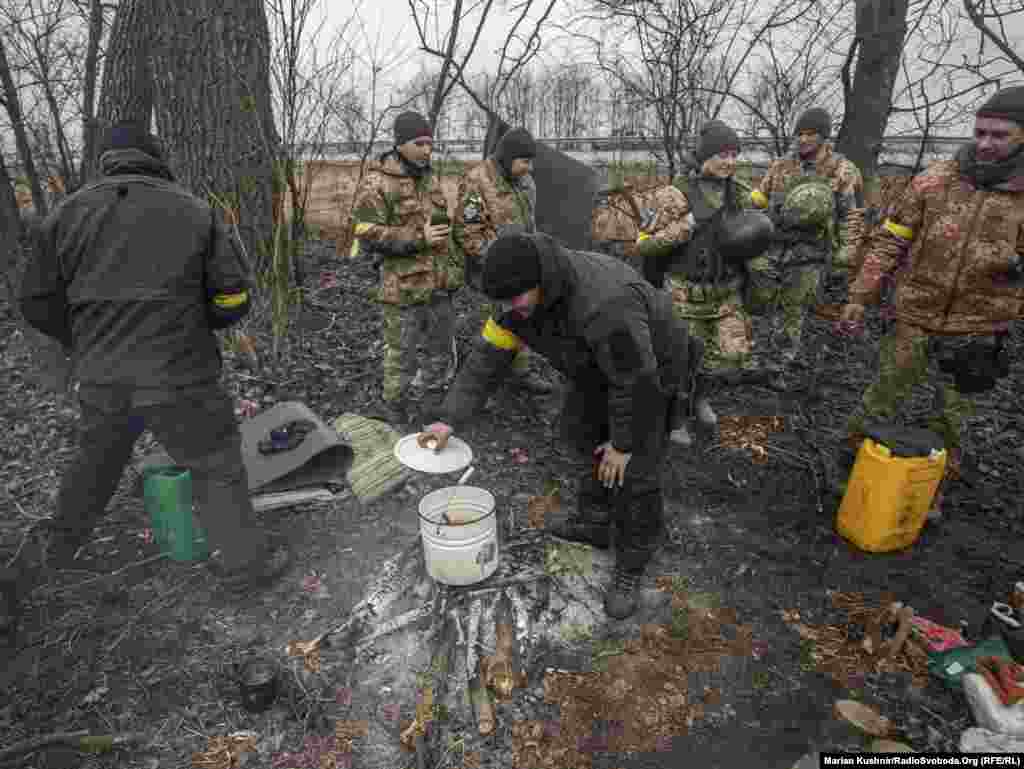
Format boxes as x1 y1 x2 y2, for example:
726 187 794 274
839 86 1024 518
417 232 698 620
350 111 463 425
748 107 863 384
453 127 553 394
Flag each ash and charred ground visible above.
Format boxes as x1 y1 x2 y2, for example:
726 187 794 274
1 242 1022 768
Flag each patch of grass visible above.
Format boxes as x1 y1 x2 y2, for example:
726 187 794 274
798 639 817 672
669 607 690 640
590 637 628 671
751 669 771 689
544 542 593 578
560 622 593 644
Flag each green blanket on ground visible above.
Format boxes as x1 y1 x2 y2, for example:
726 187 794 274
333 413 413 503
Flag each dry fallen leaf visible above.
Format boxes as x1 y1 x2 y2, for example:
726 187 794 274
286 638 322 673
191 733 258 769
527 489 560 529
834 699 892 737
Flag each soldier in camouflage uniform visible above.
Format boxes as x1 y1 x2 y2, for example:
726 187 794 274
644 121 753 445
749 108 863 379
452 127 552 394
840 87 1024 517
350 111 464 424
589 179 689 271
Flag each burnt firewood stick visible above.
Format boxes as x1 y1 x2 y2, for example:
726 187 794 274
0 731 147 761
469 674 495 736
882 604 916 660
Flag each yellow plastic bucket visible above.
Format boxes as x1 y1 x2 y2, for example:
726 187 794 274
837 426 946 552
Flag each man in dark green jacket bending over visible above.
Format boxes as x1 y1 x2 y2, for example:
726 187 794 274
419 232 699 619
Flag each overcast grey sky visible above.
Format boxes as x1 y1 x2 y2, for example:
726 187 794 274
308 0 1023 137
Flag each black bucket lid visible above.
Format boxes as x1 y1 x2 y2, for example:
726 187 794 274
863 423 944 458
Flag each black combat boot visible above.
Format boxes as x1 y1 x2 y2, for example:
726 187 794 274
604 565 643 620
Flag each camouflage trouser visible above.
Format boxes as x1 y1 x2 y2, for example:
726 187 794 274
480 301 530 372
667 276 752 372
381 293 456 404
845 322 974 451
746 246 825 362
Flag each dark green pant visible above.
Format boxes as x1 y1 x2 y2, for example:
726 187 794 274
381 293 456 404
559 372 669 573
50 383 267 571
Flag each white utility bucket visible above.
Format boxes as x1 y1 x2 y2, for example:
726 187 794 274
417 486 499 586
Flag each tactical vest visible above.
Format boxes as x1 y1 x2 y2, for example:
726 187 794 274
668 174 742 284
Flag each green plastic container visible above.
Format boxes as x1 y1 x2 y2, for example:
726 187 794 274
928 635 1013 691
142 465 208 561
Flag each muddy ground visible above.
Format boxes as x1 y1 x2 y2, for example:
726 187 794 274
1 239 1022 769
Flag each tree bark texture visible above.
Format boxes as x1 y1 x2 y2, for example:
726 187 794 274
836 0 909 179
0 36 48 218
150 0 279 266
96 0 278 266
0 150 24 294
96 0 155 131
79 0 106 186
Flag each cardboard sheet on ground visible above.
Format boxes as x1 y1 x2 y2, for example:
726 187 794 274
136 402 353 499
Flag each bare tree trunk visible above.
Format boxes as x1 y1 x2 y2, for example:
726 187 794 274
835 0 909 179
0 150 24 302
80 0 106 186
150 0 279 267
97 0 155 130
0 37 49 218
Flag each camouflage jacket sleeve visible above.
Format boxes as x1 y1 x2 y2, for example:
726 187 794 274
849 167 931 306
832 157 862 228
351 172 425 257
640 186 692 243
432 314 518 431
452 172 493 262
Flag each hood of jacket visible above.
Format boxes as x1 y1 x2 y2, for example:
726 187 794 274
99 148 175 181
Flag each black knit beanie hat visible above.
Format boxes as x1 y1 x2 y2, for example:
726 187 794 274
481 234 542 300
496 128 537 174
795 108 832 140
976 86 1024 128
696 120 740 163
99 121 163 160
393 111 433 146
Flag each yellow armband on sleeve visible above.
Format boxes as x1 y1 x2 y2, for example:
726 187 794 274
883 219 914 241
481 317 522 351
637 231 651 243
750 189 769 209
212 290 249 308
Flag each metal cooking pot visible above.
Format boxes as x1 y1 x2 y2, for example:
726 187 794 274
716 211 775 262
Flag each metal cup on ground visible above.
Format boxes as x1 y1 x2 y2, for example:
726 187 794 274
236 656 280 713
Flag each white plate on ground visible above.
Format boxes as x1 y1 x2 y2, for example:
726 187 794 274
394 434 473 474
